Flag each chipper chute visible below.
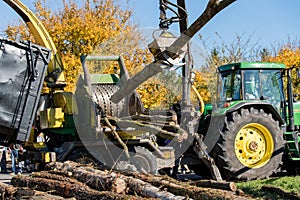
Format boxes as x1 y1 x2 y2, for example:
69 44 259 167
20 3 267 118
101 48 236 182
0 39 51 144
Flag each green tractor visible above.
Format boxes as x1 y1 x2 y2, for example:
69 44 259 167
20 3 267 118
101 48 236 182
204 62 300 180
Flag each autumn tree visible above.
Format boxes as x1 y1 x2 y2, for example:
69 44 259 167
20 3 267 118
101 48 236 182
194 33 260 103
5 0 133 92
4 0 173 108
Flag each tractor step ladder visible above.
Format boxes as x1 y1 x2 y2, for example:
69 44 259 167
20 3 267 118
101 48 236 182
284 132 300 161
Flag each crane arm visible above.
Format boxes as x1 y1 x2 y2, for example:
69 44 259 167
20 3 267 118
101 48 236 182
3 0 65 86
111 0 236 103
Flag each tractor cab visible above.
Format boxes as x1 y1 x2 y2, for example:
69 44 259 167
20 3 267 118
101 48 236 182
217 62 286 112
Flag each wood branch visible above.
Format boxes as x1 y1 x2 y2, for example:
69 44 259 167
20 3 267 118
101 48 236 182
262 185 300 200
122 175 187 200
208 0 218 7
24 190 66 200
104 116 130 159
169 0 237 56
110 62 165 103
111 118 188 142
46 161 187 199
121 113 177 123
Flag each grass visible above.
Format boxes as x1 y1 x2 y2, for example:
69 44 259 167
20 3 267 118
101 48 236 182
236 176 300 199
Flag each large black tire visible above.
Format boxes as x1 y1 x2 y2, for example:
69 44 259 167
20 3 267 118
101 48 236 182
211 107 285 180
130 146 157 174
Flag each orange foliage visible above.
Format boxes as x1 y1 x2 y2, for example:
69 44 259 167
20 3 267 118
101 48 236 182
192 71 211 104
263 46 300 97
137 78 169 109
263 47 300 68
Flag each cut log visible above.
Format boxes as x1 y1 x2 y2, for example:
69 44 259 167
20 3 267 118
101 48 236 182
46 162 124 192
45 161 253 200
193 179 237 192
47 168 127 195
0 182 64 200
30 171 83 185
46 161 187 199
262 185 300 200
111 177 127 194
11 175 133 200
122 175 187 200
123 172 252 200
0 182 16 199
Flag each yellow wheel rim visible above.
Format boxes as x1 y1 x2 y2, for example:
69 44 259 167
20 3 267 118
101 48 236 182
234 123 274 168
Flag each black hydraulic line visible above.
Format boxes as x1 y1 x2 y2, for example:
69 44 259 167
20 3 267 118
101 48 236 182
177 0 188 32
159 0 187 29
177 0 190 110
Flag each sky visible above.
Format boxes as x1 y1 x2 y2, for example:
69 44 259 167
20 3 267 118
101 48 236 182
1 0 300 49
128 0 300 48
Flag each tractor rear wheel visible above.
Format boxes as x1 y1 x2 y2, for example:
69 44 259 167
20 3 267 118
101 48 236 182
211 107 284 180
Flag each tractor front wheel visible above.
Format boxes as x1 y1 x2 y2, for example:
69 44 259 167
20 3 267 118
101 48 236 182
211 108 284 180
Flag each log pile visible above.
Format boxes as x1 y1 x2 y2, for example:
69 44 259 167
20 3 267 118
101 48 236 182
0 161 254 200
